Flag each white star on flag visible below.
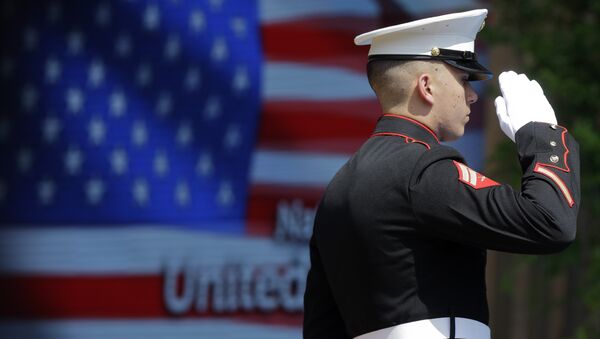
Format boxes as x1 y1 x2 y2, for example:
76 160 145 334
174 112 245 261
64 146 84 175
88 59 106 87
110 149 128 175
96 2 111 27
232 66 249 93
153 151 169 177
176 121 193 146
23 27 38 51
21 84 38 112
156 92 172 117
136 63 153 87
132 120 148 146
133 178 150 206
164 35 181 61
45 58 61 84
210 0 224 10
217 180 234 206
66 87 84 114
184 67 201 91
175 181 190 206
17 148 33 173
115 34 132 58
110 90 127 117
189 10 205 32
231 17 247 38
38 179 56 205
196 152 214 177
204 96 221 120
42 117 61 144
143 4 160 31
224 125 241 150
211 37 228 62
46 2 62 24
67 30 85 55
85 178 105 205
88 117 107 145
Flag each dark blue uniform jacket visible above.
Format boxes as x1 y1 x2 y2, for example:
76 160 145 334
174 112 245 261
303 114 580 338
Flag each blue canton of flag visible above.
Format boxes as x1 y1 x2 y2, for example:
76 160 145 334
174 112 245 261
0 0 262 228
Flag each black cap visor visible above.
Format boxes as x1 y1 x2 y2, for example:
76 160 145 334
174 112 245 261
368 48 493 81
443 59 492 81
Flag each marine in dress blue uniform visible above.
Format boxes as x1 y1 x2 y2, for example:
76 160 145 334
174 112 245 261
303 9 580 339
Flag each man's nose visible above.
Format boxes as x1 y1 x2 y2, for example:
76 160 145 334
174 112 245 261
466 82 478 104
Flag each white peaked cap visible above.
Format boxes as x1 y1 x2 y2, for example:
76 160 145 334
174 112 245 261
355 9 492 80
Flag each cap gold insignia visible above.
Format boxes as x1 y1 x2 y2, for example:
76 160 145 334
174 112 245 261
479 20 485 32
431 47 440 56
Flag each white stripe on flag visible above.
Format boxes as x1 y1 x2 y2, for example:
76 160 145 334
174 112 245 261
259 0 379 23
263 62 375 101
250 149 349 186
0 319 301 339
0 227 308 274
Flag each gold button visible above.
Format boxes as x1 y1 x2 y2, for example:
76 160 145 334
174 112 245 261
431 47 440 56
550 124 557 130
550 155 559 163
550 141 557 147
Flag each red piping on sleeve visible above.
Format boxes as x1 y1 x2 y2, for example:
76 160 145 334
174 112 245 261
534 164 575 207
540 128 570 172
531 127 574 207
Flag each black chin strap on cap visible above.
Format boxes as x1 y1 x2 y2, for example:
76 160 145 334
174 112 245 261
367 47 493 81
367 48 477 63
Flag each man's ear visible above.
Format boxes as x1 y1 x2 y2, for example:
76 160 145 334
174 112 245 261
417 73 434 105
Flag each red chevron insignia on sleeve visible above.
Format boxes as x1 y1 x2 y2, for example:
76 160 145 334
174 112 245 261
453 161 500 189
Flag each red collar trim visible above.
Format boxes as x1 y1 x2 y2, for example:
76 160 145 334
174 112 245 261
371 132 431 149
381 114 440 143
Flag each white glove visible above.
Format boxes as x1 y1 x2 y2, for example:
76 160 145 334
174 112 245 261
494 71 558 142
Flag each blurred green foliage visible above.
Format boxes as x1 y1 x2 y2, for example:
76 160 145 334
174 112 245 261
485 0 600 337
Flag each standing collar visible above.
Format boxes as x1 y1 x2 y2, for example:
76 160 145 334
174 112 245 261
371 114 440 149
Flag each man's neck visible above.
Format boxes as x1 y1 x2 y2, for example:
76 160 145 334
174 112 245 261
384 107 437 137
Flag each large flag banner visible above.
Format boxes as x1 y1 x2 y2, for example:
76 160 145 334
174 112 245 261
0 0 485 338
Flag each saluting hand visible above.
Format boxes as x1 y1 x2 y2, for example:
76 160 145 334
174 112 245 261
494 71 558 142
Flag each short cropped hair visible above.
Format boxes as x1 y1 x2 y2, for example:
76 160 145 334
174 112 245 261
366 59 406 92
367 59 440 106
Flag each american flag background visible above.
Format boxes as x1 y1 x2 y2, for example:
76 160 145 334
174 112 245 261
0 0 486 338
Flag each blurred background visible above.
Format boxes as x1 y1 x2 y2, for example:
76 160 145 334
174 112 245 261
0 0 597 338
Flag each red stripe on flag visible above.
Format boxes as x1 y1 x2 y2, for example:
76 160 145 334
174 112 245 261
0 275 164 318
0 275 302 326
262 17 378 72
246 184 325 236
258 100 380 153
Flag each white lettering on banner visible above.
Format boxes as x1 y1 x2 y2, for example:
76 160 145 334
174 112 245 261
163 263 196 314
279 263 308 312
163 261 307 315
274 199 315 243
255 265 278 312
